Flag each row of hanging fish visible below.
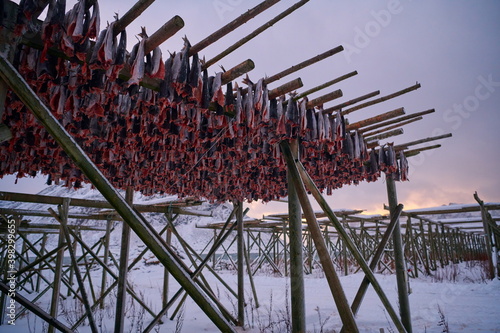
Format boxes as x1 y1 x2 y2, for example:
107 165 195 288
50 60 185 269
1 0 409 202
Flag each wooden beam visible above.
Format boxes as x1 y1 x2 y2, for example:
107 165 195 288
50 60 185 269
323 90 380 114
113 0 156 36
221 59 255 85
144 16 184 54
236 202 245 327
341 83 421 115
363 117 422 138
280 141 359 333
268 78 303 99
0 54 236 332
386 175 413 332
306 89 342 108
346 107 405 131
348 204 404 316
281 141 408 333
359 109 435 134
204 0 311 68
365 128 404 142
114 188 133 333
0 281 73 333
295 71 357 100
49 200 99 333
190 0 281 55
288 139 306 332
265 45 344 85
394 133 452 151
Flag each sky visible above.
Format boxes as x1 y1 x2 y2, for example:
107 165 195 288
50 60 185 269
1 0 500 217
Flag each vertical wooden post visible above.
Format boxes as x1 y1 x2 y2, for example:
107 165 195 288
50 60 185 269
418 220 431 275
163 226 172 312
36 233 48 292
52 199 98 333
283 219 288 277
48 217 66 333
281 141 359 333
288 139 306 332
386 175 412 333
114 187 133 333
100 217 112 309
342 216 349 276
236 201 245 327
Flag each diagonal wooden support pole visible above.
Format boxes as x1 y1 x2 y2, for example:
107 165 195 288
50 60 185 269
280 140 408 333
48 199 99 333
341 204 404 333
0 55 235 333
280 141 359 333
0 281 73 333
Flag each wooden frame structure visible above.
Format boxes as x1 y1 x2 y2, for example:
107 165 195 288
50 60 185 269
2 0 486 332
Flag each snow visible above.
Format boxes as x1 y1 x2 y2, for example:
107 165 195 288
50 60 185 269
2 186 500 332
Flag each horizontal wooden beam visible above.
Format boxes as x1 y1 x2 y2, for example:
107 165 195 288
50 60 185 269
359 108 435 134
269 78 303 99
346 107 405 131
190 0 281 55
323 90 380 114
265 45 344 85
342 83 421 115
295 71 357 100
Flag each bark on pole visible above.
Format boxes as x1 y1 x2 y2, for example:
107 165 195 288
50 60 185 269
386 175 413 333
280 141 359 333
288 139 306 332
0 55 236 333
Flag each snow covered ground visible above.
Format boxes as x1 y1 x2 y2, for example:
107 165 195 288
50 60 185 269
2 185 499 332
3 260 499 332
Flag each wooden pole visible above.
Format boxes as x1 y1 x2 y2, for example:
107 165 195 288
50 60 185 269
281 141 407 332
323 90 380 114
341 83 421 115
346 108 405 131
113 0 156 36
288 139 306 332
363 117 422 138
386 175 413 333
347 204 404 321
204 0 311 68
49 200 99 333
236 202 245 327
144 16 185 54
190 0 281 55
295 71 357 100
265 45 344 85
268 78 303 99
365 128 404 142
47 218 65 333
0 281 73 333
101 217 112 309
474 192 496 279
114 187 133 333
394 133 452 150
359 109 435 134
306 89 343 108
0 55 236 332
280 141 359 333
221 59 255 84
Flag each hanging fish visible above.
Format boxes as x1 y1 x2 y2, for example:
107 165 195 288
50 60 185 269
40 0 66 62
126 31 146 86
